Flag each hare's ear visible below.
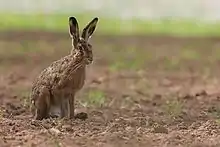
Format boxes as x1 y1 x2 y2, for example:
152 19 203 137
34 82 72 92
69 17 80 45
81 17 98 41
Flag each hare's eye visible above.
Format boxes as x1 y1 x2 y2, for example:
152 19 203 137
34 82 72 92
87 44 92 50
88 44 92 48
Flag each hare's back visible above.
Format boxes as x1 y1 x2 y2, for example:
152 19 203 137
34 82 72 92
32 57 71 89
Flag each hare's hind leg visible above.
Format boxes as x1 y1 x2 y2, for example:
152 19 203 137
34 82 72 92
34 96 50 120
35 105 48 120
34 88 50 120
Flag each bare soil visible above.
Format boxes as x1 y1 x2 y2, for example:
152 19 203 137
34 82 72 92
0 31 220 147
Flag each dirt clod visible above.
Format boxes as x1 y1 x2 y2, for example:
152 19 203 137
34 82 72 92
152 124 169 134
75 112 88 120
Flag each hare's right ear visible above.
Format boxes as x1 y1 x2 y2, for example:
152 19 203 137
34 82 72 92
81 17 99 41
69 17 80 46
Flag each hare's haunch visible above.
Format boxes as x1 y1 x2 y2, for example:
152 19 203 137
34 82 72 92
30 17 99 120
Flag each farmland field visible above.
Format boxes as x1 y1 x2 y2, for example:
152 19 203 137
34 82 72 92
0 30 220 147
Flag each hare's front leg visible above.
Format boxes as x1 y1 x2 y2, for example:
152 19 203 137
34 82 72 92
60 98 69 119
68 93 75 119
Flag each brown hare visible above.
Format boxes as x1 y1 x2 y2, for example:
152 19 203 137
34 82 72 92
30 17 99 120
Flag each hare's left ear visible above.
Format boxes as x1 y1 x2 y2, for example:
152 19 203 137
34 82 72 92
69 17 80 46
81 17 98 41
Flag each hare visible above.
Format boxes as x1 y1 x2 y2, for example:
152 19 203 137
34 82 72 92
30 17 99 120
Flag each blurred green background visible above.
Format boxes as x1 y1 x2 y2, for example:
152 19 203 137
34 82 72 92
1 0 220 36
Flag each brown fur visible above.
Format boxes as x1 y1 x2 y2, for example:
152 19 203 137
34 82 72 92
30 17 98 120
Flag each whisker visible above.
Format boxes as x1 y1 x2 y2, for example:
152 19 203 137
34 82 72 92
66 62 84 79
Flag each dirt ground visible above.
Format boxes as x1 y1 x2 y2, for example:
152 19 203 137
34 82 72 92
0 31 220 147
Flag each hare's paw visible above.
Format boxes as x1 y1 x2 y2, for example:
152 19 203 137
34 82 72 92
49 114 59 119
49 105 61 117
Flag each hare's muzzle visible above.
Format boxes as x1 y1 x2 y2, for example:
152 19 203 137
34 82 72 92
86 58 93 64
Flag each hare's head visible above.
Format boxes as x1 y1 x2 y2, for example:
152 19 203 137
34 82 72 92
69 17 98 65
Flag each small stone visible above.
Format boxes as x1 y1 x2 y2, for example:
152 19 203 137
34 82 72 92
49 128 61 135
152 125 168 134
39 129 47 134
75 112 88 120
195 90 207 97
62 125 73 132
